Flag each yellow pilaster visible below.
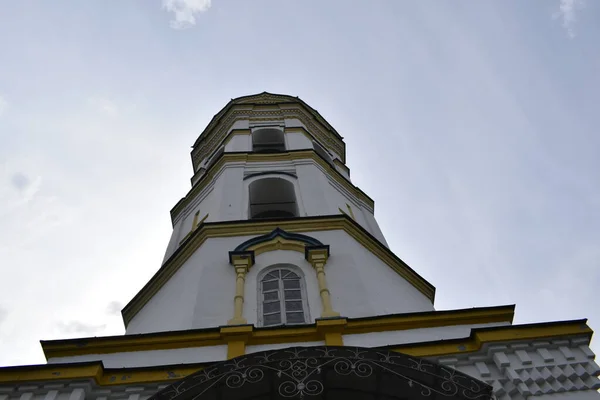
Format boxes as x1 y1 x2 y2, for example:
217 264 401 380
221 325 253 359
191 210 200 230
228 253 254 325
306 246 339 318
316 318 347 346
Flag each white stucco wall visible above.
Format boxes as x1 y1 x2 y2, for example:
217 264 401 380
224 133 251 152
164 155 385 261
127 229 433 335
285 131 312 151
344 322 510 348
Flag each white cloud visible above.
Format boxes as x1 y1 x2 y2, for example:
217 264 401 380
0 95 7 117
105 301 123 315
554 0 585 38
87 97 118 117
56 321 106 335
162 0 211 29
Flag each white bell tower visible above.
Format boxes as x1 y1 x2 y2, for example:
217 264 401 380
121 92 436 335
3 93 598 400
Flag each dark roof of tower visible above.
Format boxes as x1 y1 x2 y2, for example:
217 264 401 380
192 92 343 148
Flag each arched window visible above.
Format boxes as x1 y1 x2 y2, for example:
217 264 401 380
313 141 333 164
249 178 298 219
259 266 308 326
252 128 286 153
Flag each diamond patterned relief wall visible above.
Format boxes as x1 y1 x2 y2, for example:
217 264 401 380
435 337 600 400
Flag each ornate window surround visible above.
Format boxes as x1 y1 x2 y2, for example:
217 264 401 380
227 228 339 326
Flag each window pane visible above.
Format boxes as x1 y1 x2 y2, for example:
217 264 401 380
264 313 281 326
264 291 278 301
283 279 300 289
281 270 299 279
285 300 303 311
262 280 279 291
264 270 280 280
286 312 305 324
284 289 301 300
263 301 281 314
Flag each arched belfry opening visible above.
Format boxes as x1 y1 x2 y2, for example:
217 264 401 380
252 128 286 153
249 178 299 219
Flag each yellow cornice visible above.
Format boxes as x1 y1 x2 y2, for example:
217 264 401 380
122 215 434 327
172 150 372 224
333 158 350 176
9 317 593 387
0 361 205 386
392 319 592 357
45 305 514 359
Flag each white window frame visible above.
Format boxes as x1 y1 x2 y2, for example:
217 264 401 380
257 264 310 327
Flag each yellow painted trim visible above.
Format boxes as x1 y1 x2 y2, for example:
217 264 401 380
126 215 434 328
333 158 350 176
0 362 205 386
392 320 592 357
339 204 355 220
221 325 253 359
44 306 514 359
250 326 322 345
343 306 513 335
192 211 200 230
306 248 339 318
173 151 373 224
0 364 103 384
317 318 346 346
227 257 253 325
13 318 592 386
346 204 355 219
179 213 209 244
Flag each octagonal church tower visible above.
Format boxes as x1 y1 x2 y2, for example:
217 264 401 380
1 93 599 400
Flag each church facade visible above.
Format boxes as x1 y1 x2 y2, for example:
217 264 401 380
1 93 598 400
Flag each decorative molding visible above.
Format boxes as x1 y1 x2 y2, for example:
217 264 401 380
233 228 323 253
333 158 350 176
122 215 433 327
190 93 345 167
0 362 203 387
191 108 345 170
12 332 598 399
42 305 514 359
433 337 600 400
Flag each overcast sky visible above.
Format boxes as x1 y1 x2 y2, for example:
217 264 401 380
0 0 599 367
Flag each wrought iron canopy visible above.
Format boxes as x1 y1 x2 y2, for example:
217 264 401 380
150 346 493 400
